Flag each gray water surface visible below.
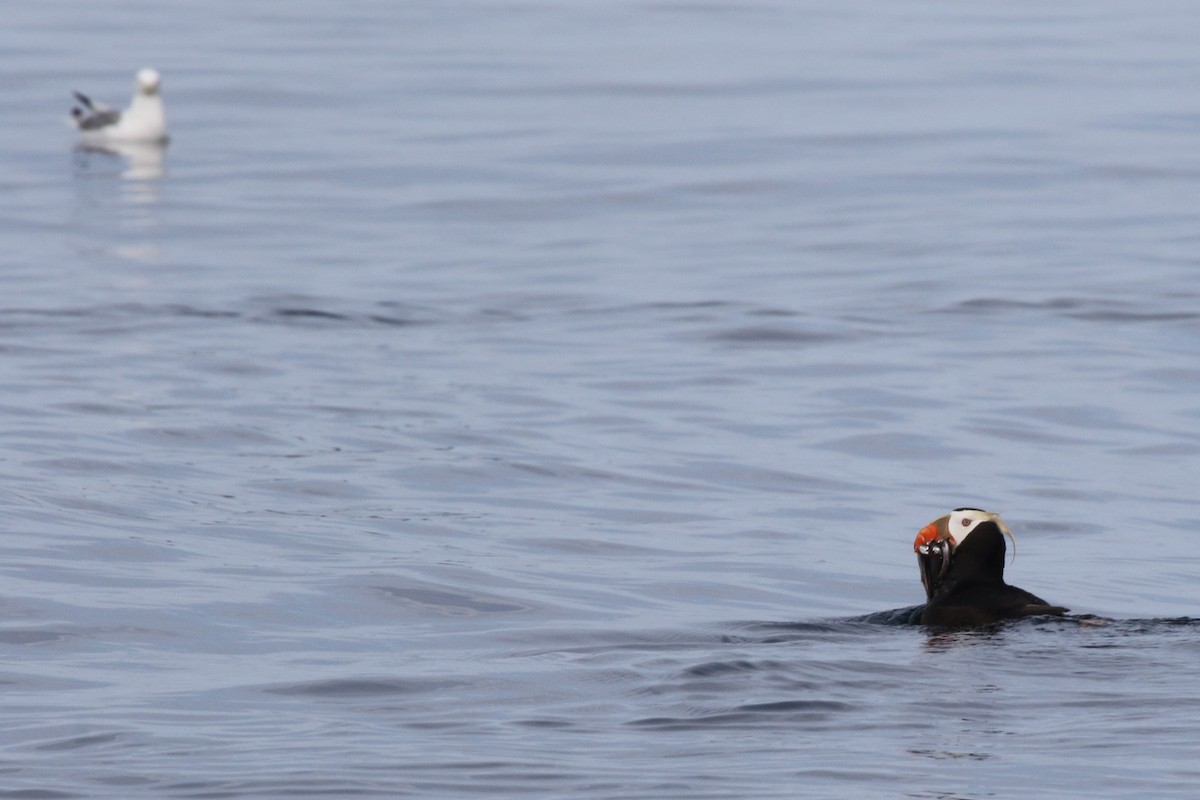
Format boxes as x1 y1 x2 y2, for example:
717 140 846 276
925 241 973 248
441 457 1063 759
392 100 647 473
3 1 1200 797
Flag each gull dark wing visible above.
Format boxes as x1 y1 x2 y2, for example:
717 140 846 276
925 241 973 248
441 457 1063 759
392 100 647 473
71 90 121 131
76 108 122 130
73 91 97 111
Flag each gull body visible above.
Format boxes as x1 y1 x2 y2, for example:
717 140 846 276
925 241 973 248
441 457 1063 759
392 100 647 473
72 68 169 145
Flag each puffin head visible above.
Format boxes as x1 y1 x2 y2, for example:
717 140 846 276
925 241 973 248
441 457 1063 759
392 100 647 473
913 508 1015 601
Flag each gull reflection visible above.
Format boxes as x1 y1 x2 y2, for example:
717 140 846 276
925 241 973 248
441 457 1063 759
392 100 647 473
76 139 167 181
70 139 168 262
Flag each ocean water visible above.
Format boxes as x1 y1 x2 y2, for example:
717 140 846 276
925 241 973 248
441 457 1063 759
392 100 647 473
2 1 1200 797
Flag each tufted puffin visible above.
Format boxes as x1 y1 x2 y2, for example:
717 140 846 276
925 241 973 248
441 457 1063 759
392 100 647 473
913 508 1068 626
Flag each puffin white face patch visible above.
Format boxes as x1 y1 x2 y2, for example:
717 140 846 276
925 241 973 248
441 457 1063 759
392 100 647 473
947 507 1013 550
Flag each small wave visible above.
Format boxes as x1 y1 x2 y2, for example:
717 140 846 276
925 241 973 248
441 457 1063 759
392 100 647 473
630 699 853 730
262 676 459 698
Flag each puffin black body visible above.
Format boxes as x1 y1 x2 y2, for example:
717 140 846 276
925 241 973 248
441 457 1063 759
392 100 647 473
914 508 1067 627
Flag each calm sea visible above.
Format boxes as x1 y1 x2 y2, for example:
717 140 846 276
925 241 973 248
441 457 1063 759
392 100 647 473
2 1 1199 797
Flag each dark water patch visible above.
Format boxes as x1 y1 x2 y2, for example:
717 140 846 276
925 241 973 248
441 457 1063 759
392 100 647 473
679 177 794 198
0 403 58 419
374 584 531 616
854 606 927 626
965 419 1099 447
190 358 282 377
912 615 1200 644
621 299 813 331
472 306 532 323
0 305 113 322
503 461 558 479
26 457 131 475
819 432 971 460
1003 404 1136 432
262 676 460 698
682 659 786 677
366 313 423 327
246 478 375 500
52 402 144 417
1 300 436 335
741 619 856 636
1137 367 1200 384
0 629 77 645
1067 309 1200 323
0 672 105 693
1084 616 1200 633
630 699 853 730
161 778 385 798
739 609 1162 638
709 324 844 346
75 538 184 564
650 655 831 696
734 619 910 645
636 299 734 313
42 496 151 521
127 424 288 449
947 296 1200 326
0 303 239 333
740 699 852 713
0 344 68 357
512 718 575 729
907 747 994 762
821 386 934 410
947 296 1090 314
165 305 242 321
1116 442 1200 456
257 304 435 329
273 307 350 321
33 732 123 752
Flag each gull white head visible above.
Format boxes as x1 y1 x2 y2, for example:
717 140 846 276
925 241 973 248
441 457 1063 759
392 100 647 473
136 68 162 95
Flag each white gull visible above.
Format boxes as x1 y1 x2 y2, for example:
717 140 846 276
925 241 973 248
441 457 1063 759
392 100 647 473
71 68 169 145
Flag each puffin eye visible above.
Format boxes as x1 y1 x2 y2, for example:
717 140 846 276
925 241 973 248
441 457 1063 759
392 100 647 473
961 517 971 527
